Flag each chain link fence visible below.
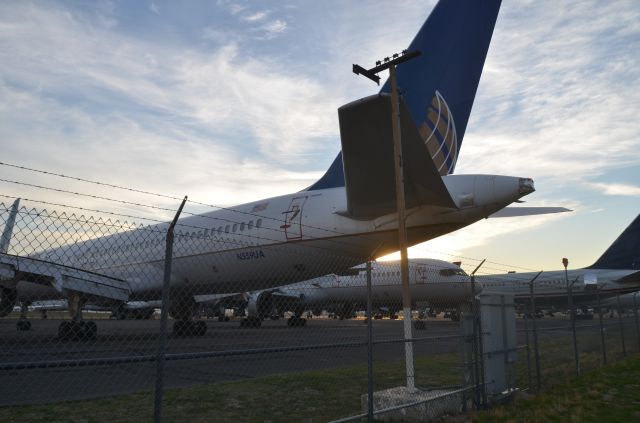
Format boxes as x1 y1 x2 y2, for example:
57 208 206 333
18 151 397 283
1 200 639 422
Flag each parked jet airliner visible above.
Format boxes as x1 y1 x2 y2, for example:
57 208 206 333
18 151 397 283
207 258 476 327
478 213 640 307
232 213 640 327
0 0 562 338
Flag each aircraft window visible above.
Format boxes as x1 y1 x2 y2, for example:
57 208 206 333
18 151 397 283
248 221 253 230
439 269 455 277
257 219 262 228
240 222 245 231
218 226 223 235
233 224 238 232
225 225 230 233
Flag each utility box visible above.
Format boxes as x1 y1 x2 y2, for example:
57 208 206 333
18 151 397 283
480 293 517 397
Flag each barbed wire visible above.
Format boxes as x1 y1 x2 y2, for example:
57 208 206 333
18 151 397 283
0 161 352 238
1 198 551 283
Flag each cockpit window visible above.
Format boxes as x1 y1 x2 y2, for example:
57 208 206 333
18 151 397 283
439 268 468 277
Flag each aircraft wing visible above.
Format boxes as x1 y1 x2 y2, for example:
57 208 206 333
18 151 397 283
0 253 130 304
489 207 572 218
337 94 457 219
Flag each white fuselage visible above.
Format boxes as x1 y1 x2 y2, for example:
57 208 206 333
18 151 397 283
17 174 531 302
243 259 476 316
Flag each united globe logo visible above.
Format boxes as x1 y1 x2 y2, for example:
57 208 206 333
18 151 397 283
419 90 458 175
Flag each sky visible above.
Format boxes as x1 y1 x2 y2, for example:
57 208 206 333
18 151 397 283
0 0 639 276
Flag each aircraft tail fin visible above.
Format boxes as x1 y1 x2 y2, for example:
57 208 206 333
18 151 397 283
308 0 502 191
588 214 640 270
381 0 502 175
0 198 20 254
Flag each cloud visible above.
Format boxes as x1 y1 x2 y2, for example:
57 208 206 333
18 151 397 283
455 0 640 190
588 182 640 196
242 11 269 22
0 2 343 199
261 19 287 35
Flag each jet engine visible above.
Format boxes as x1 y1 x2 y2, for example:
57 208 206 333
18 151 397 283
0 287 17 317
247 290 302 319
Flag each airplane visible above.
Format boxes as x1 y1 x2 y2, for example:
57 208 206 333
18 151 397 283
201 258 476 328
0 0 564 339
477 213 640 309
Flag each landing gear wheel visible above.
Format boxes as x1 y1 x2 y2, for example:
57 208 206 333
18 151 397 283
413 320 426 330
173 320 207 337
16 319 31 331
240 316 262 328
58 321 97 341
287 316 307 327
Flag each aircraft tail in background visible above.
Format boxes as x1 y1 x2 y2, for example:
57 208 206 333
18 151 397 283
587 214 640 270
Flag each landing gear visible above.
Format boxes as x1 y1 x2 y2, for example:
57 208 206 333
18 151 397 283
287 315 306 327
240 316 262 328
413 320 427 330
16 302 31 331
58 320 97 341
16 319 31 331
58 293 97 341
173 320 207 336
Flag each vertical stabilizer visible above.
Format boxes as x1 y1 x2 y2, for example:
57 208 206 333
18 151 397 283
308 0 502 191
0 198 20 254
588 214 640 270
381 0 502 175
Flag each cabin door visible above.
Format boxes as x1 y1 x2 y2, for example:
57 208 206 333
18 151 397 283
281 196 307 241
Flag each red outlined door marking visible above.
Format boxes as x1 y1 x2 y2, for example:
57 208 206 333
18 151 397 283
281 196 308 241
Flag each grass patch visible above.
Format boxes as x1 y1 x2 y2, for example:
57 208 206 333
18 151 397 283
473 354 640 423
1 326 637 422
0 354 461 423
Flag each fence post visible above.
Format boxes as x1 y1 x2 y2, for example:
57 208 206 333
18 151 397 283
528 271 542 391
366 260 374 423
523 308 531 390
617 293 626 357
597 286 607 365
634 292 640 353
470 260 485 408
153 196 187 423
564 259 580 377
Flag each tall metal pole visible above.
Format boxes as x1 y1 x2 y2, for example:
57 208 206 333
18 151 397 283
154 196 187 423
353 50 421 392
563 258 580 376
389 64 415 391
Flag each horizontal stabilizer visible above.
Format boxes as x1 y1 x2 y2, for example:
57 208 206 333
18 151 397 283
489 207 572 218
617 270 640 284
338 94 456 218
